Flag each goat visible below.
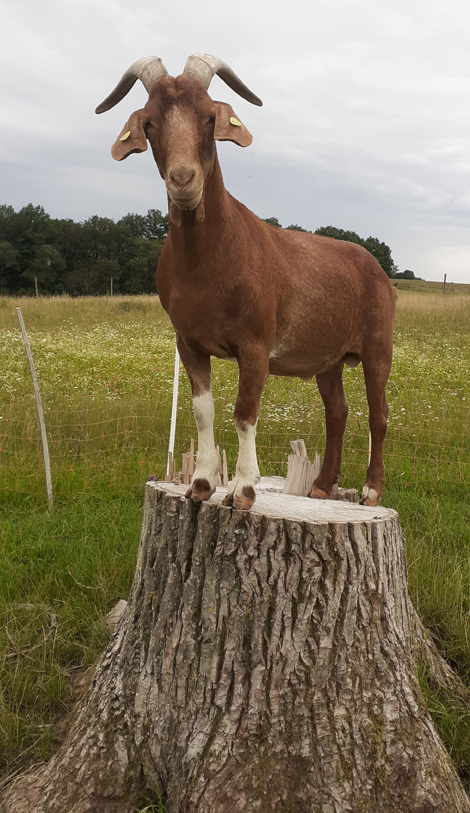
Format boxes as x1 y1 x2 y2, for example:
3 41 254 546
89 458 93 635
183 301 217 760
96 53 396 510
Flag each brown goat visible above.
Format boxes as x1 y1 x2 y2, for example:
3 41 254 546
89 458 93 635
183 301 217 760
96 54 396 510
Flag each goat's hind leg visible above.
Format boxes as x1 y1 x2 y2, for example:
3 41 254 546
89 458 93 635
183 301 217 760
310 363 348 499
360 355 392 507
178 343 219 503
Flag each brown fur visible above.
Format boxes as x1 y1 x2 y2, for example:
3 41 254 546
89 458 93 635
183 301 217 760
108 71 396 507
185 478 213 502
222 486 257 510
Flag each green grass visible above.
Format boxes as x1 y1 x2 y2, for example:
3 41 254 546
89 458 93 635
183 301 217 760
0 494 141 778
1 287 470 791
418 659 470 791
392 278 470 296
136 785 167 813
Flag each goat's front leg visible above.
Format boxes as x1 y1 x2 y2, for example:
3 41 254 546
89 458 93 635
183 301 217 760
311 363 348 499
177 342 219 503
222 351 269 511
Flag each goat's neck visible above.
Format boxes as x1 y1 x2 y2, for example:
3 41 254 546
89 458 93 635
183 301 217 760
168 152 233 257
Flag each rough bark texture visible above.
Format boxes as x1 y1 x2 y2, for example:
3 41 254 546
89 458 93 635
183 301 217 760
2 481 469 813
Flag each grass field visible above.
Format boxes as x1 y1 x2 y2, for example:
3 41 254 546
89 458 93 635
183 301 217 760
1 281 470 797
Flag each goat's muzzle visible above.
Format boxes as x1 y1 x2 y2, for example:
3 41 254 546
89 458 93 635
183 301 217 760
166 164 204 211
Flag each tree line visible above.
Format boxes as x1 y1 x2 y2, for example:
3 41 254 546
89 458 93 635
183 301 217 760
0 204 168 296
0 204 412 296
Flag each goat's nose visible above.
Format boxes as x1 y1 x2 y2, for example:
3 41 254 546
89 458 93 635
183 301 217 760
169 167 195 190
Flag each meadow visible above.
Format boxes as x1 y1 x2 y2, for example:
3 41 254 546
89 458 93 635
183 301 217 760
1 284 470 800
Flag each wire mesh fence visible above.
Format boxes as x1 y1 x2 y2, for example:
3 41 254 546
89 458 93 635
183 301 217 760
1 295 469 505
1 358 469 504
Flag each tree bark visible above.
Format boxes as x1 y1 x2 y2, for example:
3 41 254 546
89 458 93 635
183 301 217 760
2 480 469 813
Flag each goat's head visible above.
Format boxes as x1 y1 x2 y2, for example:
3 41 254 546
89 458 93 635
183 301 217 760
96 54 262 223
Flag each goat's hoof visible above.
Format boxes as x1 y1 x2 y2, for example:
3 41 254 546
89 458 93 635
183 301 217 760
222 485 256 511
185 478 214 503
309 485 330 500
359 485 381 507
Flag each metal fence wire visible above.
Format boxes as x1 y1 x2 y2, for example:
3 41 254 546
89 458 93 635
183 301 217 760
1 343 469 503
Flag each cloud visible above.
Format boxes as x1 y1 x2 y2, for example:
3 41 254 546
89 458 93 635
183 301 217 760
1 0 470 281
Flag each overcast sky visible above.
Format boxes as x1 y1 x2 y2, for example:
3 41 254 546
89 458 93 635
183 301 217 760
1 0 469 282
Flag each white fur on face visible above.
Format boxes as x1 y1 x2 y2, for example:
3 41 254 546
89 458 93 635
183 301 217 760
165 108 204 209
225 419 260 500
192 391 219 488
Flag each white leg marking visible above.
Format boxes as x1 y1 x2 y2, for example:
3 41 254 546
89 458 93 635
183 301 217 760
361 485 379 504
192 391 218 490
225 420 260 500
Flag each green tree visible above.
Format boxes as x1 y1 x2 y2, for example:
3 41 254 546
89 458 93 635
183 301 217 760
118 212 148 238
315 226 362 245
0 205 16 244
363 236 394 278
21 244 67 294
122 254 151 294
285 224 311 233
0 240 18 292
0 204 58 292
393 269 416 280
146 241 165 293
144 209 169 240
119 209 168 240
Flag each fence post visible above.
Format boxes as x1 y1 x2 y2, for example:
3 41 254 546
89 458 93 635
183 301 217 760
167 341 180 479
16 307 53 510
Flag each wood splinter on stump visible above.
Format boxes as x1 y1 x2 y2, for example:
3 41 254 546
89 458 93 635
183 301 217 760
284 440 358 502
2 479 469 813
170 439 228 487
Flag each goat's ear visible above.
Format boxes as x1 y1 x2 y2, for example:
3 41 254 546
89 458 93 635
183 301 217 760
213 102 253 148
111 110 148 161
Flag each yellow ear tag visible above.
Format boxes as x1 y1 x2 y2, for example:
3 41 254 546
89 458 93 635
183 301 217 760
230 117 242 127
120 131 131 141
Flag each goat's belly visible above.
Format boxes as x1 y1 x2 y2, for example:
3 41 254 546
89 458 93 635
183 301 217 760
268 351 360 379
269 358 329 378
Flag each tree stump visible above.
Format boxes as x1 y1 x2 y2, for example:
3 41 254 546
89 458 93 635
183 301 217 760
2 480 469 813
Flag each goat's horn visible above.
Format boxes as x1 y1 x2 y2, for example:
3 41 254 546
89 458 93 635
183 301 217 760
184 53 263 107
95 56 168 114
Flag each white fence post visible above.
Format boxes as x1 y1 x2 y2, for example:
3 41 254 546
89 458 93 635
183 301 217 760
167 341 180 479
16 307 53 510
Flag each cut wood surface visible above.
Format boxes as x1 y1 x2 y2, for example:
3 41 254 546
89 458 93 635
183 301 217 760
2 480 469 813
160 478 387 522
